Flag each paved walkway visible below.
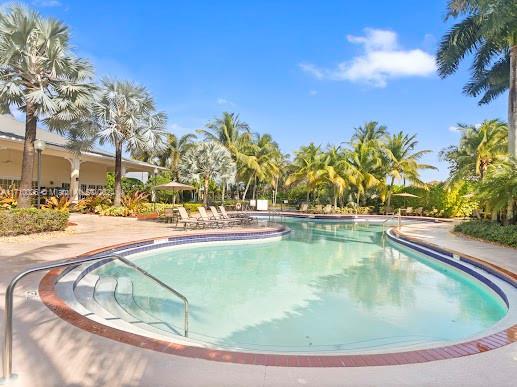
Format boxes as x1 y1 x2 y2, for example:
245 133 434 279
0 214 515 386
400 221 517 273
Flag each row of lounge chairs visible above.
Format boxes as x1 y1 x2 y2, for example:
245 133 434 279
177 205 255 230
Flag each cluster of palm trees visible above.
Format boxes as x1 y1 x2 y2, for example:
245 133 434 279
151 115 433 209
0 5 167 207
286 122 434 209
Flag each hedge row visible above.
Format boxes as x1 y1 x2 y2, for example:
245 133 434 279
0 208 69 236
454 221 517 248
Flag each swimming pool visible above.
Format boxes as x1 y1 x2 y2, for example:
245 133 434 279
90 218 508 353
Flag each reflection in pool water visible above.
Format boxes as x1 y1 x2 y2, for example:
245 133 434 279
98 218 507 352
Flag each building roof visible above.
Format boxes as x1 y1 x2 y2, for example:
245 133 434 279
0 114 165 171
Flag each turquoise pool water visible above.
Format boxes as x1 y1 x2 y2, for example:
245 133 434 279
97 218 507 352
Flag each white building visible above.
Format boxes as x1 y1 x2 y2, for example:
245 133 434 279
0 114 163 201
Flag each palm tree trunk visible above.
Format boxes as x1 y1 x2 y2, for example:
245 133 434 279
114 141 123 206
509 44 517 157
306 190 310 203
506 197 514 225
203 176 209 206
333 187 337 208
252 175 257 200
386 176 395 208
221 182 226 204
242 175 253 200
18 104 38 208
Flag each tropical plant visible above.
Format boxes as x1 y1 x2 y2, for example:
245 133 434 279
42 196 71 212
75 194 111 213
383 132 435 207
179 141 236 206
477 157 517 223
0 5 95 207
157 133 197 180
93 79 166 206
436 0 517 157
121 191 149 215
0 185 17 209
320 146 350 208
285 143 324 202
440 120 508 183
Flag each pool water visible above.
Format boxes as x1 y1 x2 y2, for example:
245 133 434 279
97 218 507 352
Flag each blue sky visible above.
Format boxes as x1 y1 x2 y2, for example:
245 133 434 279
29 0 508 181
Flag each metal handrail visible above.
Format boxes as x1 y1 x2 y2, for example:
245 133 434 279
382 210 402 229
1 253 189 383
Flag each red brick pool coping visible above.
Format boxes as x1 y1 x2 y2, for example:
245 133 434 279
39 227 517 367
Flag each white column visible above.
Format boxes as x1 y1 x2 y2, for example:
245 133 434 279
68 157 81 203
121 164 127 177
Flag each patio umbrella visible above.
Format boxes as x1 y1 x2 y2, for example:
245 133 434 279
392 192 420 198
392 192 420 209
154 181 195 204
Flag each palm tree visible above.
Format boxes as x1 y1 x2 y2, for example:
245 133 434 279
384 132 436 207
477 157 517 224
351 121 388 146
199 112 253 161
246 134 282 200
0 5 95 207
440 120 508 183
94 79 166 206
436 0 517 157
179 141 236 206
347 141 382 207
285 143 324 203
320 146 349 208
157 133 196 180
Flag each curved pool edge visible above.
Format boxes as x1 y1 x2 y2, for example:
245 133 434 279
39 220 517 368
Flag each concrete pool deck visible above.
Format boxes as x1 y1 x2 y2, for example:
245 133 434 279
0 214 516 386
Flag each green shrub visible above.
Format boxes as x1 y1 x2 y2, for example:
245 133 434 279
454 221 517 248
0 208 69 236
96 205 129 217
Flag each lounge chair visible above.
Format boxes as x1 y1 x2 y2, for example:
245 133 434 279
315 204 323 213
414 207 424 216
384 206 395 215
197 207 229 227
163 207 175 223
323 204 332 214
177 207 208 229
299 203 308 212
219 206 254 224
209 206 241 226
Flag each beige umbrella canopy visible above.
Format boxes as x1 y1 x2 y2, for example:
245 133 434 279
154 181 195 191
392 192 420 198
154 181 195 204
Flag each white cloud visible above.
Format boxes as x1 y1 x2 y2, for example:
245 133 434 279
216 98 235 107
300 28 436 87
308 90 318 96
32 0 62 7
448 125 460 132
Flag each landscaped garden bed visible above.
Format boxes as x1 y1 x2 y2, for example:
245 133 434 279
454 221 517 249
0 208 70 237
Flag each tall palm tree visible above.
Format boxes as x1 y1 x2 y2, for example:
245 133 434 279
384 132 436 207
347 141 382 207
321 146 350 208
441 120 508 183
285 143 324 203
0 5 95 207
179 141 236 206
351 121 388 146
436 0 517 157
157 133 196 180
246 134 282 200
94 79 166 206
